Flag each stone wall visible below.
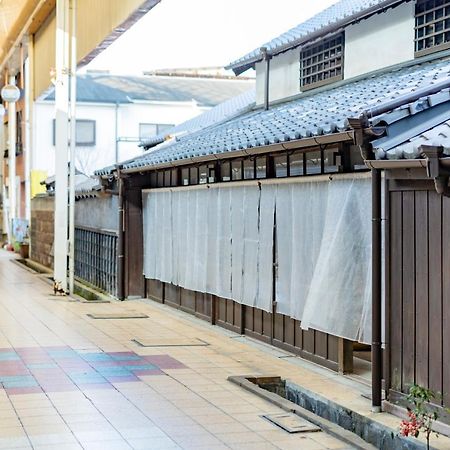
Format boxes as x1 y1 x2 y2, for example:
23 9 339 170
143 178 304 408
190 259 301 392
30 195 54 268
75 195 118 232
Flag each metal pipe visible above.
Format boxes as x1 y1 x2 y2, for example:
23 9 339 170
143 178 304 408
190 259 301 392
371 168 382 412
0 105 4 232
7 75 17 244
24 51 32 223
68 0 77 295
117 170 125 300
114 102 119 163
261 47 271 111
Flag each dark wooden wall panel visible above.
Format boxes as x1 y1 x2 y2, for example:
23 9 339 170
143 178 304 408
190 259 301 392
226 300 234 325
234 303 242 330
442 198 450 406
195 293 211 320
388 184 450 416
165 283 180 307
315 331 328 360
274 313 284 342
125 188 145 298
303 329 315 354
180 289 196 313
262 312 272 338
253 310 263 335
294 320 303 349
328 335 339 363
414 191 429 388
144 279 341 371
284 317 295 347
428 194 442 406
401 191 415 392
390 191 403 392
146 279 163 303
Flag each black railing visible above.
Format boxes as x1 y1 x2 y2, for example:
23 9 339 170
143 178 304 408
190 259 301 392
75 226 118 296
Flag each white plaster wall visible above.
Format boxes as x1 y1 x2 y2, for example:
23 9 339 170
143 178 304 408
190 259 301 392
32 102 58 176
32 101 207 176
116 101 205 163
344 2 415 80
254 2 415 105
255 47 301 105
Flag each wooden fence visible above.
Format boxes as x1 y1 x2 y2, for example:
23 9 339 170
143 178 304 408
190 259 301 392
387 178 450 422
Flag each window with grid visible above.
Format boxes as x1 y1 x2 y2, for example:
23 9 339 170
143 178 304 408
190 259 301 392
415 0 450 55
139 123 175 139
300 33 344 90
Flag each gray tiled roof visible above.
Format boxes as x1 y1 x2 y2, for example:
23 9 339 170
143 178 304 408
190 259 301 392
44 74 254 107
228 0 402 74
106 57 450 173
140 88 255 148
373 120 450 159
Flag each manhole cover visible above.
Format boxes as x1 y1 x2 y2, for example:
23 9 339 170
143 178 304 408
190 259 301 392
262 413 321 433
87 312 148 319
132 338 209 347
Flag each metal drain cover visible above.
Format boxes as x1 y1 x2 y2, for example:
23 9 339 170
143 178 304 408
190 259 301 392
87 312 148 319
132 338 209 347
81 300 111 304
263 413 321 433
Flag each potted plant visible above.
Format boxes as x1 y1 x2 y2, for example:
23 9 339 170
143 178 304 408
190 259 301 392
19 238 29 259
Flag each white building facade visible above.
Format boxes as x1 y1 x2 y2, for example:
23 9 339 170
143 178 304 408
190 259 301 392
32 74 253 178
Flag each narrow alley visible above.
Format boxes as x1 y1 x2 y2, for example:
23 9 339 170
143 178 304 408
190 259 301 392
0 250 360 450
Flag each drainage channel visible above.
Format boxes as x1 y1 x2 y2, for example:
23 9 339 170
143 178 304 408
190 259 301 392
229 376 429 450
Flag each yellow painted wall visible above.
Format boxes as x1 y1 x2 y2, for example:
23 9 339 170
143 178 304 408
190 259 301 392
30 170 48 198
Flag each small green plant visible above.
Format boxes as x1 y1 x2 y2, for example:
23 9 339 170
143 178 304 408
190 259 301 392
399 384 439 449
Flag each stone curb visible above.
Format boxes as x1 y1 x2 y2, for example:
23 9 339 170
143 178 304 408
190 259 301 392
228 375 430 450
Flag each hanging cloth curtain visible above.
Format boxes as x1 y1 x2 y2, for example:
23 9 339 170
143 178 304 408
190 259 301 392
142 175 372 343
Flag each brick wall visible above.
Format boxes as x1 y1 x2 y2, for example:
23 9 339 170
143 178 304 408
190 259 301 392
30 196 54 268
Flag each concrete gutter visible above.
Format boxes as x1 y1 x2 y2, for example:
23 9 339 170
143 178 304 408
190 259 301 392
228 375 431 450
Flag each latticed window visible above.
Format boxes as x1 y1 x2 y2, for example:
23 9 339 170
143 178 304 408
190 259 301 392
300 34 344 90
415 0 450 55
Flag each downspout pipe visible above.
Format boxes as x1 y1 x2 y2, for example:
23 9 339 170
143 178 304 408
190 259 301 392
372 168 382 412
114 102 119 164
434 176 450 197
261 47 271 111
117 169 125 300
355 116 383 412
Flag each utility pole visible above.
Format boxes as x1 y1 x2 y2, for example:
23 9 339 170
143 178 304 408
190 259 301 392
68 0 77 295
0 104 4 238
8 75 17 244
24 49 33 223
54 0 70 291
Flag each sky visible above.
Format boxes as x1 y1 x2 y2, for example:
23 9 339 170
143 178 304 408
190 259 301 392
82 0 338 76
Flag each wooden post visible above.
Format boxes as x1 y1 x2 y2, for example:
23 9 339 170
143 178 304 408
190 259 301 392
211 295 216 325
338 338 353 374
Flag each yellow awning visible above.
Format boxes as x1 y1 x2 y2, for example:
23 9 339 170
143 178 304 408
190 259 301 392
1 0 161 97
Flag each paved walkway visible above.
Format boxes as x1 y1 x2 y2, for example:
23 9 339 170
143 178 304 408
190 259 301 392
0 250 445 449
